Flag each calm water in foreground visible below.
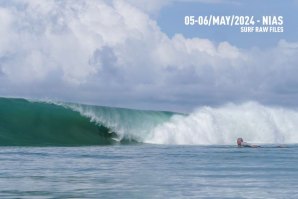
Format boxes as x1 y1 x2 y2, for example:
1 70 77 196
0 145 297 198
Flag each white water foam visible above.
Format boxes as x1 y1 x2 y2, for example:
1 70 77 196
146 102 298 145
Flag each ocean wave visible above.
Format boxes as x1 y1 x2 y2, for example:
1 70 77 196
0 97 173 146
1 97 298 146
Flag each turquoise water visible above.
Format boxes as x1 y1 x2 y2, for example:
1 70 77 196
1 145 297 198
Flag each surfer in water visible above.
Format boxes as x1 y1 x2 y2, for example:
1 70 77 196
237 138 260 148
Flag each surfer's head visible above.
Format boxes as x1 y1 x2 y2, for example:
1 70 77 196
237 138 243 146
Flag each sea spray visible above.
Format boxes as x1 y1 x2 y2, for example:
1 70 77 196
146 102 298 145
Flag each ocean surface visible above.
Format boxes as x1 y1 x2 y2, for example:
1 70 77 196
1 97 298 198
1 145 298 198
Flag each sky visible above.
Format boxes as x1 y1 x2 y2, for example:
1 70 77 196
0 0 298 112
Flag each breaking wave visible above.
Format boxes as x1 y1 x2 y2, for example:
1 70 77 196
146 102 298 145
1 97 298 146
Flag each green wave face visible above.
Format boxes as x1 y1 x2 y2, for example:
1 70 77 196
0 98 118 146
0 98 174 146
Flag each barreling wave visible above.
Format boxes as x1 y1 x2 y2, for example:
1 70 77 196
1 97 298 146
0 97 174 146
